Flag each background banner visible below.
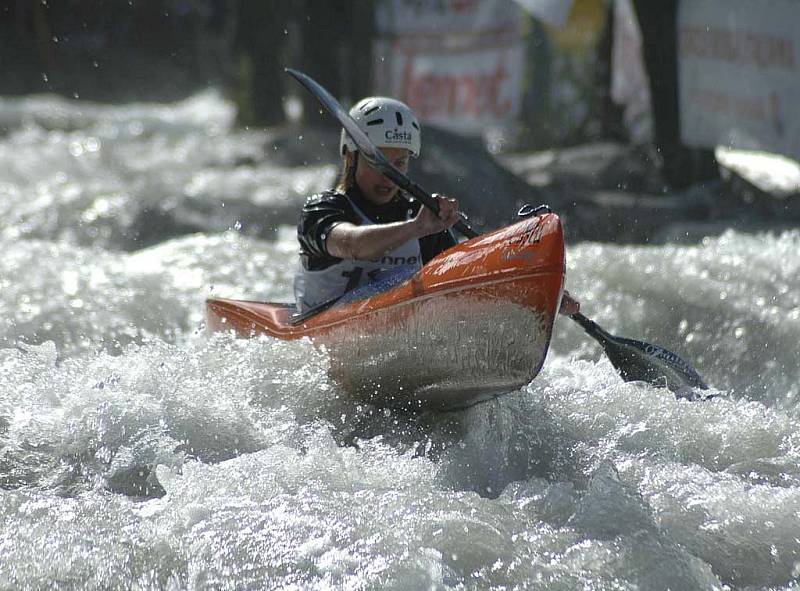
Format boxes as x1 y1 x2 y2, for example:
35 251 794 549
679 0 800 160
373 0 526 136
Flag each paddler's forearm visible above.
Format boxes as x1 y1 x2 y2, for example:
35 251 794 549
326 220 425 261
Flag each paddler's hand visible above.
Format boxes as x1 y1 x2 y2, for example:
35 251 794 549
414 194 461 236
559 290 580 316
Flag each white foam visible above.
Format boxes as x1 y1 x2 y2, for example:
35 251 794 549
1 91 798 589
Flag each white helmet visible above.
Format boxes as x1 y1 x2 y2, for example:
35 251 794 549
340 96 421 158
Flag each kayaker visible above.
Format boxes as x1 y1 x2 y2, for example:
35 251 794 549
293 95 581 317
294 96 461 313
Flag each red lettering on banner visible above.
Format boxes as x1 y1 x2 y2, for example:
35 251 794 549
690 88 768 124
449 0 479 14
732 96 766 122
692 89 730 114
402 57 512 120
400 0 479 17
769 91 785 136
680 25 796 70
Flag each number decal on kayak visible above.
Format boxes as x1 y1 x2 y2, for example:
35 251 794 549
509 219 545 247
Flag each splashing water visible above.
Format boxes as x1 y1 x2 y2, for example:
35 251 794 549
1 92 799 590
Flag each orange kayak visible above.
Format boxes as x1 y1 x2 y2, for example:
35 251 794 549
206 212 566 410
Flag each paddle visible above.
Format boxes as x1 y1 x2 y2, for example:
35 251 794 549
285 68 709 396
570 313 708 398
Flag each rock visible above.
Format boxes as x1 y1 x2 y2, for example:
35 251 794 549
497 142 723 243
499 142 668 194
414 126 550 231
555 184 715 243
715 148 800 223
716 147 800 199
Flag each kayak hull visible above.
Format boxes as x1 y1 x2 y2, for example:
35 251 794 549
206 213 565 410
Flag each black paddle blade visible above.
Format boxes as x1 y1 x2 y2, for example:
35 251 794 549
570 313 709 398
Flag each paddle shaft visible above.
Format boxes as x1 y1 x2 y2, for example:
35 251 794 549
374 165 479 239
570 312 606 342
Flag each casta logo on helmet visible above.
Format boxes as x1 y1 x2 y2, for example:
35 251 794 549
385 129 412 144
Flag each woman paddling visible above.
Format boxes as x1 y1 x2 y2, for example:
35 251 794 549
294 96 462 313
293 95 580 316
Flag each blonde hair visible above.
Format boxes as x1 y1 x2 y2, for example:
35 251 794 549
335 150 358 193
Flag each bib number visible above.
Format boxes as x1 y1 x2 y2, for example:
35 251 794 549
341 267 380 292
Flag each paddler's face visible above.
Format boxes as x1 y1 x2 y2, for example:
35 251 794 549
355 148 410 205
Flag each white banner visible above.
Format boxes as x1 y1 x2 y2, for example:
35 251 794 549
678 0 800 160
373 0 525 136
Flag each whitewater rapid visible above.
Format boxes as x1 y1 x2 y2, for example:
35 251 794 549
1 92 799 590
